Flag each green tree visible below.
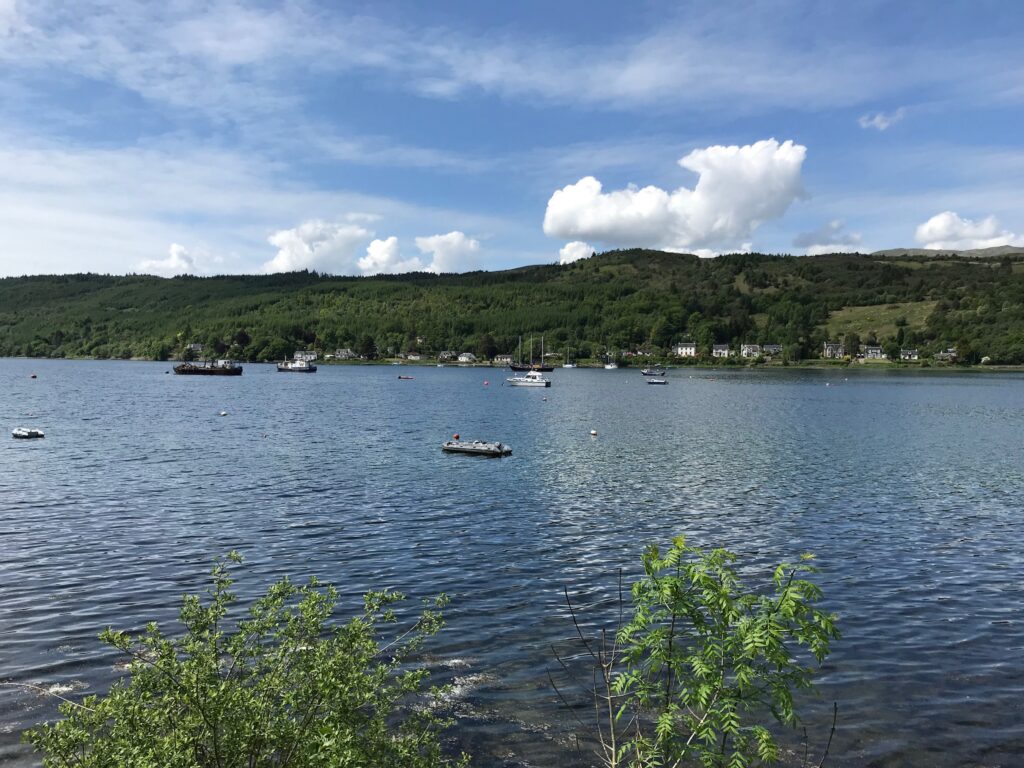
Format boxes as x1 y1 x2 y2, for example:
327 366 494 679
24 554 466 768
565 537 838 768
475 332 498 361
357 334 377 359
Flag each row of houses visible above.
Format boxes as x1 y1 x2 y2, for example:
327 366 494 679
823 343 955 361
672 341 957 362
281 344 959 364
672 342 784 358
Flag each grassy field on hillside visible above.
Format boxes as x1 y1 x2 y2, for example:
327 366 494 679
826 300 936 339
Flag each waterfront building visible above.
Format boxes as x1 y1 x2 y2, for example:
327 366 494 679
672 342 697 357
822 342 846 359
740 344 761 358
712 344 732 358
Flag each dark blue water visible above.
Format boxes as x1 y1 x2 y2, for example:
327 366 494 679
1 359 1023 766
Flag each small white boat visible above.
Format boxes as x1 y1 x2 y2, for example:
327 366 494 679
647 377 668 385
442 440 512 457
12 427 44 439
641 368 666 376
506 370 551 387
277 359 317 373
603 362 618 370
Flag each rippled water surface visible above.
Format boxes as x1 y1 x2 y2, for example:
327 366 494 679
2 359 1023 766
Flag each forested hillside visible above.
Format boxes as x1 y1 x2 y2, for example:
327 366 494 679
2 249 1024 363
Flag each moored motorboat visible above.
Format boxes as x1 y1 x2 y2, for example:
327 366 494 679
641 368 667 376
441 439 512 457
506 370 551 387
277 359 317 373
647 377 668 385
12 427 44 439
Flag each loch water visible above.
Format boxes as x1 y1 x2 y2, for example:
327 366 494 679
1 359 1023 767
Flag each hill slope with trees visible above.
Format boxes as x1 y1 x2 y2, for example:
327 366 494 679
2 249 1023 363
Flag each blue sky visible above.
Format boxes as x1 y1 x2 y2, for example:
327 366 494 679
1 0 1023 277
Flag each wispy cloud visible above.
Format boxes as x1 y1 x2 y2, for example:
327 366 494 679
859 108 906 131
5 1 1023 125
0 132 513 276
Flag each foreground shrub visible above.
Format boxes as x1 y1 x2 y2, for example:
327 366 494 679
559 536 840 768
25 553 466 768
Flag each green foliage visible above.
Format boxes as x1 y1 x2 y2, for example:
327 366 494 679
2 250 1024 362
23 553 466 768
574 537 838 768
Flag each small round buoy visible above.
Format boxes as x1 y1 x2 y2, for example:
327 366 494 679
590 429 598 436
453 433 460 440
483 380 489 386
220 411 228 416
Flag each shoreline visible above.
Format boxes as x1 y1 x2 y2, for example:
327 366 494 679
4 356 1024 373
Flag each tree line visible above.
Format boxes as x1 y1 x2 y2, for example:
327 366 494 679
1 249 1023 363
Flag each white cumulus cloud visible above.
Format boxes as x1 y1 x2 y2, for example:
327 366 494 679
858 108 905 131
792 220 862 255
262 219 373 273
138 243 197 276
558 241 595 264
542 139 806 254
915 211 1021 250
357 236 425 274
415 230 480 273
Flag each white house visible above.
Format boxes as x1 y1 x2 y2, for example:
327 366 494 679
185 342 203 355
863 346 886 359
437 350 456 361
294 350 317 361
493 354 513 365
822 342 845 359
712 344 732 358
900 348 919 361
673 342 697 357
740 344 761 358
457 352 478 363
405 353 424 361
333 348 357 360
934 348 958 362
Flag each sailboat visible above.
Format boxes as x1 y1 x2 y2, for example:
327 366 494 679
509 335 554 372
562 347 576 368
603 345 618 369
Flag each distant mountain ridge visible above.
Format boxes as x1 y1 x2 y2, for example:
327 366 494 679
872 244 1024 258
